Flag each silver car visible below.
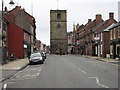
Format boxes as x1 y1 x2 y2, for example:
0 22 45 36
29 53 44 64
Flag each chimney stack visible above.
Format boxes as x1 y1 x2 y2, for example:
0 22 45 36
96 14 102 20
88 19 92 23
109 12 114 19
4 6 8 12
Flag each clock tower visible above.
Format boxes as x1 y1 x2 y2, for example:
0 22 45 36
50 10 68 55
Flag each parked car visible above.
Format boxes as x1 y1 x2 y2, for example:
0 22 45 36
29 52 44 65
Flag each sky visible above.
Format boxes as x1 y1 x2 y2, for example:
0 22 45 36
0 0 119 45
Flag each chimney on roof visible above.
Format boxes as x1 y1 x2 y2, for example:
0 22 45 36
95 14 103 25
4 6 8 12
88 19 92 23
109 12 114 19
96 14 102 20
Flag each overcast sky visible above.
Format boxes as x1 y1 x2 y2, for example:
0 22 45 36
1 0 119 45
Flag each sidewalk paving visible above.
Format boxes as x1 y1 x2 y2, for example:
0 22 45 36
82 55 120 66
0 58 29 82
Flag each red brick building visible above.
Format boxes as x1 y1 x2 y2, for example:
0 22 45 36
92 13 117 57
109 22 120 59
5 6 36 58
7 23 24 58
72 12 117 59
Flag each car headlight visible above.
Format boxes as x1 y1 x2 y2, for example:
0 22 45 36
39 57 42 60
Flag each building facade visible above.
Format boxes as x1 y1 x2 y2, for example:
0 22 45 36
110 22 120 59
0 11 8 64
67 32 73 54
71 12 117 59
5 6 36 59
50 10 68 55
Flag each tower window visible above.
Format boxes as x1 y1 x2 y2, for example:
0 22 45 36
57 13 61 19
57 24 61 29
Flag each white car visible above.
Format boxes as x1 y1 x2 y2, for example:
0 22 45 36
29 53 44 64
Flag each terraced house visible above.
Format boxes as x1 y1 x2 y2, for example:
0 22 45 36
5 6 36 59
71 12 117 59
109 22 120 59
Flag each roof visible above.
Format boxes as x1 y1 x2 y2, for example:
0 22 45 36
103 23 116 32
92 20 108 32
109 21 120 29
8 6 35 26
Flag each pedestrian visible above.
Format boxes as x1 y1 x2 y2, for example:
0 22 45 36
27 51 31 59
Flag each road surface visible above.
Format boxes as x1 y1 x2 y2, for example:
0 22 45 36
2 55 119 89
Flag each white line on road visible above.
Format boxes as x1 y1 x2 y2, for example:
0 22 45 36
89 77 109 88
77 68 86 74
65 60 86 74
3 83 7 90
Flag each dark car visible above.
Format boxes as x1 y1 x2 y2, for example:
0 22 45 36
29 53 44 64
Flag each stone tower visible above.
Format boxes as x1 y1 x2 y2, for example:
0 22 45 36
50 10 68 55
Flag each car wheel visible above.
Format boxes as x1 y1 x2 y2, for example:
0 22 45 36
29 61 33 65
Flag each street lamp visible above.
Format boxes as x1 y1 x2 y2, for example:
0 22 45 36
2 0 15 46
1 0 14 64
9 0 15 5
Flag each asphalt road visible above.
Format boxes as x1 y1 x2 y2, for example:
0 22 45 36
2 55 119 89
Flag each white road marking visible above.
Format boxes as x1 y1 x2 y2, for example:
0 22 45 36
37 73 40 76
77 68 86 74
10 77 36 81
89 77 109 88
3 83 7 89
65 60 86 74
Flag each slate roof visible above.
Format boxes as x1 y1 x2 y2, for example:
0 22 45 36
91 20 108 32
109 21 120 29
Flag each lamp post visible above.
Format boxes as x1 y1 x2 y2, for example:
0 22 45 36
2 0 15 45
1 0 14 64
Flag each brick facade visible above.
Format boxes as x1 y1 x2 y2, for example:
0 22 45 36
71 12 117 59
110 22 120 59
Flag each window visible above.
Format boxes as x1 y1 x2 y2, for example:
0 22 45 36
110 30 113 40
0 20 1 28
118 27 120 38
101 45 103 54
101 33 103 41
110 45 113 55
57 13 61 19
114 28 116 39
57 24 61 29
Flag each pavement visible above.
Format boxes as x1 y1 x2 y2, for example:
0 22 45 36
0 58 29 82
81 55 120 66
0 55 119 83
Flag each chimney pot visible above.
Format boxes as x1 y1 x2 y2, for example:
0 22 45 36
109 12 114 19
88 19 92 23
96 14 102 20
4 6 8 12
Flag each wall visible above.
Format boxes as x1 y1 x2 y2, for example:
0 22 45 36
8 23 24 58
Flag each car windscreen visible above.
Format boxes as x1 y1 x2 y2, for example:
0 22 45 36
31 53 41 58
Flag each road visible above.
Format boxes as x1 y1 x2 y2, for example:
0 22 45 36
2 55 118 89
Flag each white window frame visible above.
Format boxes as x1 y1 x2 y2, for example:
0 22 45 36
114 28 116 39
110 30 113 40
110 45 113 55
101 45 103 55
101 33 103 41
